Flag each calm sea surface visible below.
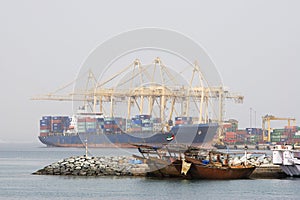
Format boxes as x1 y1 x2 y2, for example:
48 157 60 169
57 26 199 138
0 143 299 200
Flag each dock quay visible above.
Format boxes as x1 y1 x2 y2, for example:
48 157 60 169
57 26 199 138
226 144 272 150
33 155 287 179
250 165 286 179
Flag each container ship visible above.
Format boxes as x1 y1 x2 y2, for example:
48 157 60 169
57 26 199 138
38 114 218 148
34 58 244 148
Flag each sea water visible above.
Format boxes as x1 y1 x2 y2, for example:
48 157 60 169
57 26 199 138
0 143 299 200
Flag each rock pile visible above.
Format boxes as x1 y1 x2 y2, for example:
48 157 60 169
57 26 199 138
33 155 149 176
229 154 273 166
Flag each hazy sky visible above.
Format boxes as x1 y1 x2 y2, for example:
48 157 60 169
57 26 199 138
1 0 300 143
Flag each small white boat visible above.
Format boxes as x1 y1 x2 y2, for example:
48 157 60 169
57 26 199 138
272 145 300 176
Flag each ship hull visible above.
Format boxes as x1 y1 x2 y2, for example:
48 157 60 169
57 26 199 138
280 165 300 177
184 157 256 179
38 124 218 148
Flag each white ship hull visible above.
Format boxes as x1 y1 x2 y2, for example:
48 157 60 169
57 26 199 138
272 145 300 176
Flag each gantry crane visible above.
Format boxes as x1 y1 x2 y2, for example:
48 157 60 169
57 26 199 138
32 58 243 131
262 115 296 142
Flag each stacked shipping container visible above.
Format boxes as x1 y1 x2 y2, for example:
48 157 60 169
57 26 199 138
39 116 70 136
103 117 125 133
175 117 192 125
128 115 153 132
40 116 51 137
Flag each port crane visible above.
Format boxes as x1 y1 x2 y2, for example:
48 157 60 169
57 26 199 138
32 58 243 132
262 115 296 142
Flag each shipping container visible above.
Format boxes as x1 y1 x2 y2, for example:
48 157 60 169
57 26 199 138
142 127 153 132
175 116 192 121
224 138 237 144
40 119 51 124
131 127 142 132
104 124 115 129
40 129 50 133
271 138 280 142
293 135 300 139
40 133 48 137
273 129 285 133
104 120 116 125
246 128 262 135
132 119 142 125
135 114 151 119
78 118 96 123
142 121 153 126
175 120 183 125
225 132 236 138
222 123 232 129
52 116 63 120
271 135 281 138
40 126 51 130
285 126 297 133
104 117 115 121
142 119 151 123
52 119 62 124
236 130 247 135
104 128 114 133
42 116 52 120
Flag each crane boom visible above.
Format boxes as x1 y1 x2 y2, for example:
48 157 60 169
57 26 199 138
31 58 244 129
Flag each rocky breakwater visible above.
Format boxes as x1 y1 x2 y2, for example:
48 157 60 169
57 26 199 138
33 155 149 177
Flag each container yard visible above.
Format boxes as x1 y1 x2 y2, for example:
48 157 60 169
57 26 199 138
218 115 300 150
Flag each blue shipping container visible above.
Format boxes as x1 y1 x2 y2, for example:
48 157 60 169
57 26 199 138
132 119 142 125
104 120 116 125
40 123 51 126
97 118 104 122
40 119 51 124
246 128 262 135
53 116 63 120
136 115 151 119
42 116 52 120
52 123 62 126
175 116 192 121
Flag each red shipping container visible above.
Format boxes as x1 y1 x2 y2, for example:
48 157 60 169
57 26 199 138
222 123 232 129
224 139 237 143
52 120 62 124
78 117 97 123
236 130 247 135
40 126 51 130
175 120 183 125
86 119 96 123
107 124 118 129
225 132 236 137
285 126 297 133
40 133 48 137
131 127 142 132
